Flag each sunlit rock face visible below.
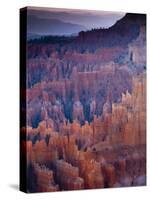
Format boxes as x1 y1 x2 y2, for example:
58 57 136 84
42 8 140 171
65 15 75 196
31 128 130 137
21 13 146 192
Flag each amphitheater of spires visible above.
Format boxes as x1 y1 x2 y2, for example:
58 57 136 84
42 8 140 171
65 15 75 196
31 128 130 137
21 13 146 192
21 72 146 192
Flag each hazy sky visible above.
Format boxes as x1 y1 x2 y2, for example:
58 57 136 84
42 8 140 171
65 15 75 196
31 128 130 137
27 7 125 36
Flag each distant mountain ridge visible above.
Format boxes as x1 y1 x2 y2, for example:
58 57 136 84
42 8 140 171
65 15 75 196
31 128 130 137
27 15 87 37
28 13 146 53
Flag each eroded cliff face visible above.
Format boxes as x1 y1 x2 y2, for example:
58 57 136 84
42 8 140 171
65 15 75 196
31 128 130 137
21 13 146 192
